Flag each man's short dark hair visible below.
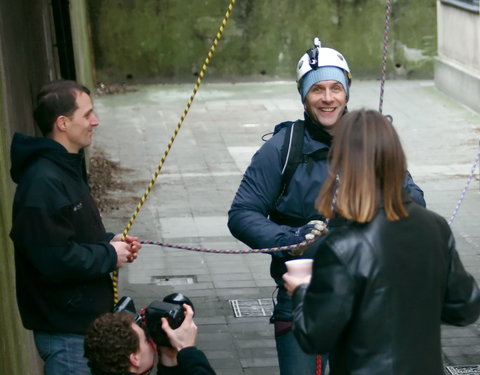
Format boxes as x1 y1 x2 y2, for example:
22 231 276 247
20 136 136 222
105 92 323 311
33 80 90 136
84 312 139 375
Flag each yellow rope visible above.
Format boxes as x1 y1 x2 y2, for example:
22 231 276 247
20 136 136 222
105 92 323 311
112 0 237 304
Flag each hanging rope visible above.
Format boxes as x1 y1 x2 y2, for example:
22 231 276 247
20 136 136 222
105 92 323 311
379 0 392 113
112 0 237 303
448 140 480 225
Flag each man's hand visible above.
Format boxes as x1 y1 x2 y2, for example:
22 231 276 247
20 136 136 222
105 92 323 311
288 220 327 256
111 234 142 263
161 304 197 352
109 241 132 268
283 272 311 296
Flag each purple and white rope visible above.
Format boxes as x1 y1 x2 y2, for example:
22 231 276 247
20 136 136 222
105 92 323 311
140 178 339 254
448 141 480 225
140 238 321 254
379 0 392 114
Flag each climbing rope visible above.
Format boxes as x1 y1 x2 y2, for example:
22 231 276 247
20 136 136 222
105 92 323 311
138 138 479 254
379 0 392 114
376 0 480 226
138 180 338 254
448 140 480 225
112 0 237 303
140 238 320 254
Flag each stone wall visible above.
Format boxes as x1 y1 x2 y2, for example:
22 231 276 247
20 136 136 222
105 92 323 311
88 0 437 83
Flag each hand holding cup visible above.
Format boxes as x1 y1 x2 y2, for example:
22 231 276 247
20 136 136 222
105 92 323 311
283 259 313 296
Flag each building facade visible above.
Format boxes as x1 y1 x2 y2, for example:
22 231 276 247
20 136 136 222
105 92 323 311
435 0 480 112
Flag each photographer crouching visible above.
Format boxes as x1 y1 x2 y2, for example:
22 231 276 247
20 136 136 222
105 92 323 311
84 295 216 375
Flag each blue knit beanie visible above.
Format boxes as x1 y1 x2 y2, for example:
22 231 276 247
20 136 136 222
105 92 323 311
300 66 349 102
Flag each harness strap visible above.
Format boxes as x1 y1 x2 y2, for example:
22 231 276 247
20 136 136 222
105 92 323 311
279 121 305 198
274 121 328 210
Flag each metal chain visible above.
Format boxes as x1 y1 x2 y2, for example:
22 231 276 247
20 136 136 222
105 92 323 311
112 0 237 303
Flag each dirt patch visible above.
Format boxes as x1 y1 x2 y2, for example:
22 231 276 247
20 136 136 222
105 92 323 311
88 150 131 213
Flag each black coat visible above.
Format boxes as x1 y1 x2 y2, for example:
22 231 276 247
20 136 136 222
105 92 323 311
157 347 216 375
10 133 117 334
291 200 480 375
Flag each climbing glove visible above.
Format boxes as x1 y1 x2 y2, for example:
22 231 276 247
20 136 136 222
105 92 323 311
286 220 327 256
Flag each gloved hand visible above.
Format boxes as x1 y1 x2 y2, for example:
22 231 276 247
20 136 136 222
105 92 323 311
286 220 327 256
297 220 327 240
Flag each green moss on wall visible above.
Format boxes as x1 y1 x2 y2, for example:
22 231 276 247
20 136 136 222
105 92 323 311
88 0 436 83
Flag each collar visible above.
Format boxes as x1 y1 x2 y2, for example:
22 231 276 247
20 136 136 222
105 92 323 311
304 111 333 146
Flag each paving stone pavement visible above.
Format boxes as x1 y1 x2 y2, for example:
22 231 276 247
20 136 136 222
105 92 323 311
92 80 480 374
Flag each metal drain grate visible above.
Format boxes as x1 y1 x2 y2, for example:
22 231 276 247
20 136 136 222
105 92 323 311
229 298 275 318
151 275 196 286
446 365 480 375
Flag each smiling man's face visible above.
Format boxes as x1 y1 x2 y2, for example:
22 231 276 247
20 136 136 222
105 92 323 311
304 80 347 128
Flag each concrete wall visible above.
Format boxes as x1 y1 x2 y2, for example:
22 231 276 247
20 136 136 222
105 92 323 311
88 0 437 83
71 0 96 90
435 1 480 113
0 0 52 372
0 71 40 375
0 0 95 373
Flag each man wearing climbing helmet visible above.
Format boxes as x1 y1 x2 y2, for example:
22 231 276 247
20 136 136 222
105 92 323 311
228 38 425 375
9 80 142 375
297 37 351 128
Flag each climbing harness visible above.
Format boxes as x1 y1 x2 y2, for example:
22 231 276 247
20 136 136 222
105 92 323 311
111 0 237 303
379 0 392 113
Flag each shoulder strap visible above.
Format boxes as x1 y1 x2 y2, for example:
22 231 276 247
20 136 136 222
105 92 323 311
308 148 329 161
276 121 305 203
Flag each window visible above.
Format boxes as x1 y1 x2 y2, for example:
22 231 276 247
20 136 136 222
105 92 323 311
441 0 480 13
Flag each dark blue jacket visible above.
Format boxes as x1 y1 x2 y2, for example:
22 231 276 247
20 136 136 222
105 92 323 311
228 115 426 320
10 133 117 334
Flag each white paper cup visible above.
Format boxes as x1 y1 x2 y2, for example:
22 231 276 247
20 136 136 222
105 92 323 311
285 259 313 277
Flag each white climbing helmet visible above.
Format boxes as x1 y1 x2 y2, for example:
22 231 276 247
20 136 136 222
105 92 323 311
296 37 352 85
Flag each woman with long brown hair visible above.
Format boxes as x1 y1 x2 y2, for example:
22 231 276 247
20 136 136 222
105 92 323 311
283 109 480 375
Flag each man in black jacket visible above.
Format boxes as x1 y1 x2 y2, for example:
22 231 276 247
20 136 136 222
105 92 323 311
10 80 142 375
84 304 216 375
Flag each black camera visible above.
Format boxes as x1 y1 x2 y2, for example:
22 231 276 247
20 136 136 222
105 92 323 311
113 294 194 347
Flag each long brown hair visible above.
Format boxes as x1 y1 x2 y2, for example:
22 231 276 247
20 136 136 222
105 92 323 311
316 109 408 222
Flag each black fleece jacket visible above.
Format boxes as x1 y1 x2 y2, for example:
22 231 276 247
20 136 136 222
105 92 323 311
10 133 117 334
157 347 216 375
